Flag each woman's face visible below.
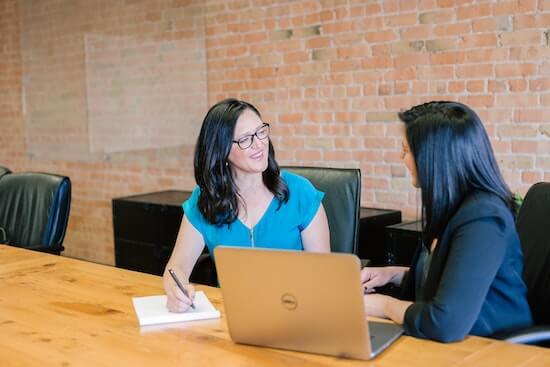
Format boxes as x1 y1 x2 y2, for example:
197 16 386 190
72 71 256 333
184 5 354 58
401 137 419 188
227 108 269 177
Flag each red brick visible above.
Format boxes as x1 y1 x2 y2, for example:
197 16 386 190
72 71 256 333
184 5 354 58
362 56 394 69
508 79 528 92
418 9 454 24
495 63 537 78
394 54 429 68
384 13 417 27
430 51 466 65
530 78 550 91
417 65 454 79
279 113 304 124
448 81 465 93
500 30 542 46
521 170 543 184
512 140 539 153
400 25 433 40
465 48 508 62
334 137 362 149
516 109 550 122
466 80 485 93
365 30 399 43
513 15 537 29
456 3 491 20
433 22 471 36
295 150 321 161
496 94 539 107
322 22 352 34
305 36 331 48
384 66 417 81
458 95 495 108
488 80 507 93
283 51 310 63
459 33 498 48
456 64 494 78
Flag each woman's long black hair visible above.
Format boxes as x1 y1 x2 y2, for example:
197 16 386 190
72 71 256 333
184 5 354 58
399 101 514 247
194 98 289 225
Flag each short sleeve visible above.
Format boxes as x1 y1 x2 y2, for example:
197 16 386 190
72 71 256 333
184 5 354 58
182 186 207 234
282 171 324 231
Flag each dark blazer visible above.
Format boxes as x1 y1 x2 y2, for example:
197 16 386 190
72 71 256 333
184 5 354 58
401 191 533 342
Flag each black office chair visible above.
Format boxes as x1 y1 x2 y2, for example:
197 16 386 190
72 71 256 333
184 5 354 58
494 182 550 346
0 172 71 255
0 166 11 179
282 166 361 254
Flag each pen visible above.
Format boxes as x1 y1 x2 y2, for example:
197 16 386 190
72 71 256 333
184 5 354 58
168 268 195 310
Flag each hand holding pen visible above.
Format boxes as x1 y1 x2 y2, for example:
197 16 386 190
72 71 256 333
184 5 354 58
167 268 196 311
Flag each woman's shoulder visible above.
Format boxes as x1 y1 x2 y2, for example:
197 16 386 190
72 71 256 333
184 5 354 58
182 186 201 210
280 170 314 188
451 190 515 229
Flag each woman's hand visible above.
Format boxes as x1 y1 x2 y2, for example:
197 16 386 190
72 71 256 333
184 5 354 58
361 266 408 293
363 293 412 324
163 267 196 313
363 293 390 318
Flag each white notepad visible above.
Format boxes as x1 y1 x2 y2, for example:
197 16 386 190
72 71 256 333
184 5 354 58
132 291 221 326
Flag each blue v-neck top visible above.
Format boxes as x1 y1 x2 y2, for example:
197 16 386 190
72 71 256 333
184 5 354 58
182 171 324 257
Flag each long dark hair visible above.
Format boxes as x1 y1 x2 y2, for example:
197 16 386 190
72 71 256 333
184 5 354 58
194 98 289 225
398 101 514 247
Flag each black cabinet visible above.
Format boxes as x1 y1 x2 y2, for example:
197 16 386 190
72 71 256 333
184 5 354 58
385 220 422 266
112 190 190 275
358 207 402 265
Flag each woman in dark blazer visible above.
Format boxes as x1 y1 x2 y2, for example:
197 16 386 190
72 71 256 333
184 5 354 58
362 101 533 342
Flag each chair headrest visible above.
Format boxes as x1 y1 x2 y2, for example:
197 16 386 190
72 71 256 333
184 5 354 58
0 172 71 253
281 166 361 254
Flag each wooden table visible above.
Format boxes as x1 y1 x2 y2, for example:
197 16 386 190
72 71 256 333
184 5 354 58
1 245 548 367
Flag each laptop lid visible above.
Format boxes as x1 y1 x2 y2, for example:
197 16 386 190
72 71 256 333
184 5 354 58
214 247 402 360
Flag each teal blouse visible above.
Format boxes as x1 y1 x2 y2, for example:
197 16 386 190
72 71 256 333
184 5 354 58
183 171 324 257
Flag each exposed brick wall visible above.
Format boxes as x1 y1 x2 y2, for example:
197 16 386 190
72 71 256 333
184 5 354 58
1 0 550 264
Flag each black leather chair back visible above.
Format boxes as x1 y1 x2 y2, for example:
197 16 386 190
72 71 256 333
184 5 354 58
0 172 71 255
282 166 361 254
0 166 11 179
516 182 550 325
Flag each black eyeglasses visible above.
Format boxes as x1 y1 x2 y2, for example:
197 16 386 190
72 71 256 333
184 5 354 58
232 123 270 150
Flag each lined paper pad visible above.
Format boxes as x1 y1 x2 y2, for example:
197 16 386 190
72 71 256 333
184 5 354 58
132 291 221 326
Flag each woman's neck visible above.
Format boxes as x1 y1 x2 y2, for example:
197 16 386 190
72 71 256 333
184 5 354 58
233 171 265 196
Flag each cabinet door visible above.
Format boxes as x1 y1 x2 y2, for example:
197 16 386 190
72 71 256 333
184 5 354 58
113 199 162 274
115 238 160 275
113 200 161 244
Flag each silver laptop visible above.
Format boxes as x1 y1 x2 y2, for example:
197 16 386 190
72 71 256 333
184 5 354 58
214 247 403 360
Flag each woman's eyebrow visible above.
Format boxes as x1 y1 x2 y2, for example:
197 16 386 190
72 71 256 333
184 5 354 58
234 124 263 139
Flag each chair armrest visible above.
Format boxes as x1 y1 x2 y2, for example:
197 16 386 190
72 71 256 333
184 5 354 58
493 325 550 346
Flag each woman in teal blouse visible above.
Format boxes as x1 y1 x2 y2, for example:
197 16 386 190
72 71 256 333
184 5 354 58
164 99 330 312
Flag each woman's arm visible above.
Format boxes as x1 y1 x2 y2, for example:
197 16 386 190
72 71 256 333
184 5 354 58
163 215 205 312
301 204 330 253
364 294 413 324
403 217 511 342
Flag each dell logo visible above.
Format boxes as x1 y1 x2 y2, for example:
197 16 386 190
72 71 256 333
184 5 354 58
281 293 298 310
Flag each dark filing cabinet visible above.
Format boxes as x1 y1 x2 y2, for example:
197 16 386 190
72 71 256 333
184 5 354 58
358 207 402 265
384 220 423 266
112 190 191 276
